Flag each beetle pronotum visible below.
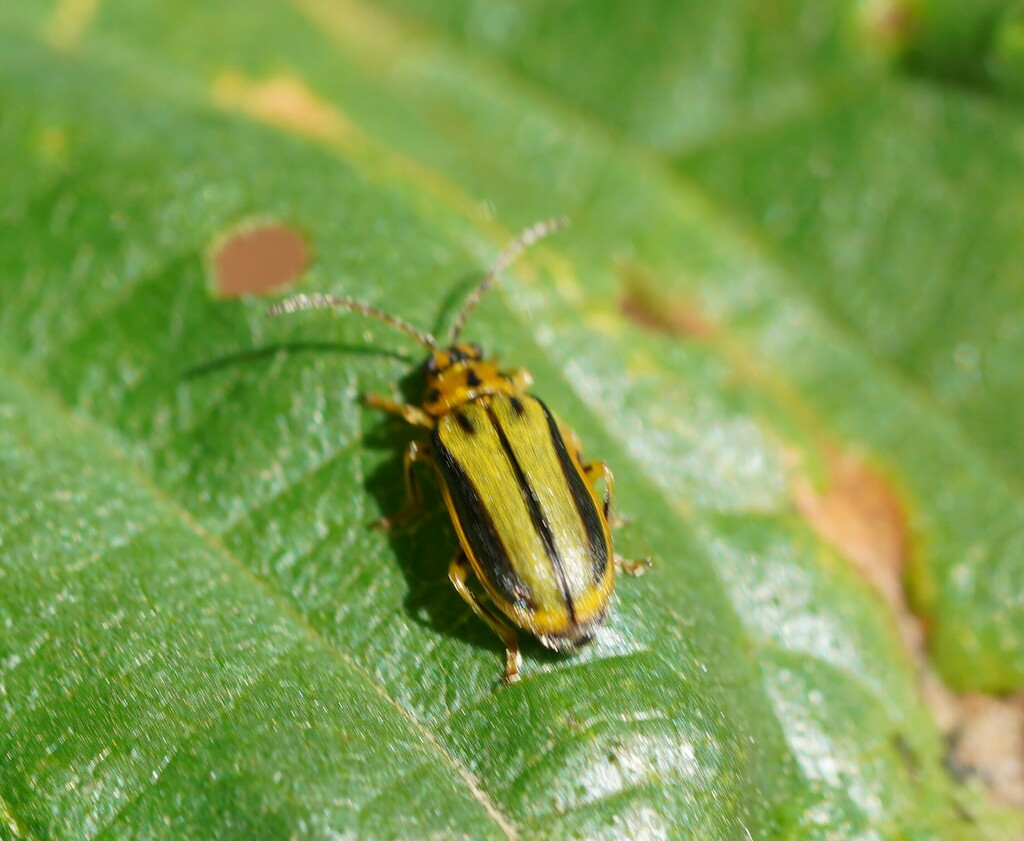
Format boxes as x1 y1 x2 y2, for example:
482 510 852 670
268 219 647 683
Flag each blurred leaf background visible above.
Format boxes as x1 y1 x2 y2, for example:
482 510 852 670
2 1 1024 839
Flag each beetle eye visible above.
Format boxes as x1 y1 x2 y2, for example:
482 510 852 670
423 355 439 375
469 343 483 359
448 347 474 365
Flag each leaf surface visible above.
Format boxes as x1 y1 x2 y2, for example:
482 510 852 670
1 2 1022 839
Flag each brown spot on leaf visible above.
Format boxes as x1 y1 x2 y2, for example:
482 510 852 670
794 451 925 654
795 452 909 611
213 222 309 298
619 285 716 340
857 0 921 55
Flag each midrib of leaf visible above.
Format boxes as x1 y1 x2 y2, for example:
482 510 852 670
0 365 518 841
86 639 301 841
89 643 518 841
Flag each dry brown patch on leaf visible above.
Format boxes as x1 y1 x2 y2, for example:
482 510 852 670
796 450 1024 809
617 276 717 341
794 451 919 644
212 222 310 298
922 673 1024 808
211 72 354 145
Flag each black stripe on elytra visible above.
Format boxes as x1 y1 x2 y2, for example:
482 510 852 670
454 410 476 435
539 400 610 587
431 427 535 611
487 403 577 624
509 396 526 417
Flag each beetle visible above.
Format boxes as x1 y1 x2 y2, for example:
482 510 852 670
268 219 648 683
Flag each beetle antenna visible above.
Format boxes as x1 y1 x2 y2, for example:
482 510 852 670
448 216 569 343
267 293 439 350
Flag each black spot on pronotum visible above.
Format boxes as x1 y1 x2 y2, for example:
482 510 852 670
466 369 482 388
426 388 441 404
212 221 309 298
454 411 476 435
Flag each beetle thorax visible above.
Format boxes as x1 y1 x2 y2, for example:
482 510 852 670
422 344 518 416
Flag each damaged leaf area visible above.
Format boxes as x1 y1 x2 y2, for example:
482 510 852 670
2 1 1024 839
793 452 910 630
212 220 309 298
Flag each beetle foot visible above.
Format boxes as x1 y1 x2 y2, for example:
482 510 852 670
615 555 652 576
369 515 393 531
370 510 421 531
501 649 523 685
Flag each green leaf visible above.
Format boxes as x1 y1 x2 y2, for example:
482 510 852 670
1 1 1021 839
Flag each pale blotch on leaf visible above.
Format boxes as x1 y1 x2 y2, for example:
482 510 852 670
46 0 98 51
212 223 309 298
210 72 484 223
210 71 353 145
37 127 69 166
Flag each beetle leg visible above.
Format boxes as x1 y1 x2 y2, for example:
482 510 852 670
615 554 652 576
557 420 585 464
364 394 434 428
374 441 431 530
558 420 627 519
449 551 523 685
554 416 642 566
585 459 630 527
560 419 627 527
583 460 614 518
584 463 647 572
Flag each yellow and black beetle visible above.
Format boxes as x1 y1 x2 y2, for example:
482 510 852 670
268 219 648 683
